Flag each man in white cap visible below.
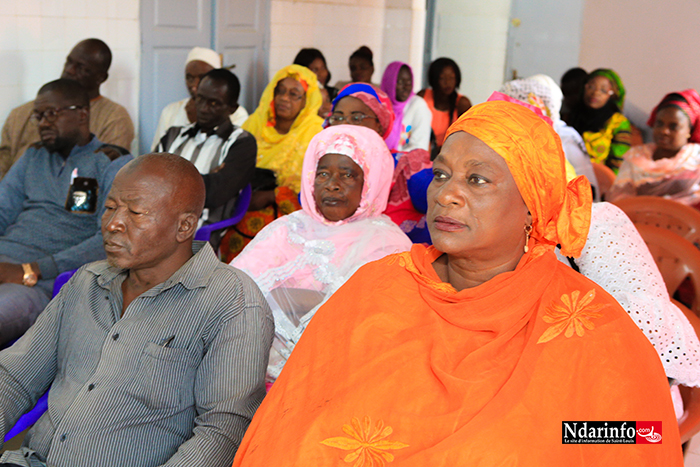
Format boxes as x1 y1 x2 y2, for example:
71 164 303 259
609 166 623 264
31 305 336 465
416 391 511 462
151 47 249 149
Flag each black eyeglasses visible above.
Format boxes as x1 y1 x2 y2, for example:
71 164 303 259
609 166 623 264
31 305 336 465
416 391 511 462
328 114 378 125
31 106 83 123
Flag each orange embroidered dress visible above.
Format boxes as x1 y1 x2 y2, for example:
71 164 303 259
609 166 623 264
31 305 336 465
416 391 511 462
232 100 682 466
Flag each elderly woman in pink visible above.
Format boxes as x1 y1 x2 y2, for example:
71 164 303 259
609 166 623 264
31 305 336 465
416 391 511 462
231 125 411 382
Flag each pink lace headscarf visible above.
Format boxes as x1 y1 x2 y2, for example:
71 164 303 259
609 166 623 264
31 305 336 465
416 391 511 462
300 125 395 226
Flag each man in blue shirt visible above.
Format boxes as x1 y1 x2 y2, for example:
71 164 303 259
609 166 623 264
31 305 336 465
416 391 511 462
0 79 131 345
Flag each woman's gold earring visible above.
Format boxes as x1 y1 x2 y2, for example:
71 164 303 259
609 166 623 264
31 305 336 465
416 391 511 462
524 225 533 253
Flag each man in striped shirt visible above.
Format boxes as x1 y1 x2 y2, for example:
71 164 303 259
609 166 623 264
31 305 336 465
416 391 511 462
0 154 274 467
155 68 257 231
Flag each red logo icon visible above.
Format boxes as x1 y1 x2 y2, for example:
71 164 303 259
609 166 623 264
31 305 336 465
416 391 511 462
636 422 662 444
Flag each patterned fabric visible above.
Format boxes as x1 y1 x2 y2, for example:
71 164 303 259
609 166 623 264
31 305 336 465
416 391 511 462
0 242 274 467
150 98 249 150
219 186 301 263
231 126 410 380
497 79 598 191
381 61 413 151
232 244 681 466
608 142 700 205
589 68 626 109
242 65 324 193
332 83 395 142
384 149 432 239
555 202 700 386
583 112 632 169
445 98 592 258
231 100 681 466
647 89 700 144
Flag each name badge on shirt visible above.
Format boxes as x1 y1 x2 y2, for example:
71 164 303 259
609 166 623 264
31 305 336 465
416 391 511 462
65 177 98 213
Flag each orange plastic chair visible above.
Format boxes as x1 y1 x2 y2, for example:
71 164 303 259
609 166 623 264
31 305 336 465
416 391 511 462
670 299 700 445
635 225 700 315
613 196 700 247
592 162 616 200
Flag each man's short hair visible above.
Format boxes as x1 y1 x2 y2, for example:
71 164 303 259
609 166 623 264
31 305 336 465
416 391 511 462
38 79 90 108
201 69 241 107
82 38 112 74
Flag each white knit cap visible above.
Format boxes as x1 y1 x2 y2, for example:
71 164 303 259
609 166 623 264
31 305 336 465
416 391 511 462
186 47 221 69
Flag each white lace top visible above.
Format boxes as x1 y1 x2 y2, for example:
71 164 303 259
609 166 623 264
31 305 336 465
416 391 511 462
556 202 700 387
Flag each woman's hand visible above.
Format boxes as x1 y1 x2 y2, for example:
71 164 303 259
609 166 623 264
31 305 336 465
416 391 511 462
248 190 277 211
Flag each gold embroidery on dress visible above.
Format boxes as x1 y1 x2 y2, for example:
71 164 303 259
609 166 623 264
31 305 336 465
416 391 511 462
386 252 457 294
537 289 607 344
321 416 409 466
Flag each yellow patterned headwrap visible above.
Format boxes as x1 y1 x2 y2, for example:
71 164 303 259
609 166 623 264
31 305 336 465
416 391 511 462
242 65 324 193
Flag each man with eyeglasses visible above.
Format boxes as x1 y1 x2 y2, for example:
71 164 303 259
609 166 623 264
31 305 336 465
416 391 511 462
156 68 256 241
0 78 132 346
0 38 134 179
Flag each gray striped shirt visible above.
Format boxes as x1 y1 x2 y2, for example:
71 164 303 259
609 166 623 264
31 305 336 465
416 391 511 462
0 241 274 467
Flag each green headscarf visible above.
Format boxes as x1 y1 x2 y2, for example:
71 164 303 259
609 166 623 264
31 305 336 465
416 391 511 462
589 68 626 109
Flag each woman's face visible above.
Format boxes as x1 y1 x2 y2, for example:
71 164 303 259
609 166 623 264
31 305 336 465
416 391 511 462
583 76 615 109
273 77 306 121
350 57 374 83
314 153 364 222
396 66 412 103
428 131 531 261
653 106 692 152
309 57 329 87
330 97 383 135
437 66 457 96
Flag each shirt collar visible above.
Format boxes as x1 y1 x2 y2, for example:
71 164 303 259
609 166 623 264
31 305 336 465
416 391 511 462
87 241 220 293
183 118 234 139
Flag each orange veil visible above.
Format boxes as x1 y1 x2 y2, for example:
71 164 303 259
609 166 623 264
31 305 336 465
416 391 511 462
232 101 682 466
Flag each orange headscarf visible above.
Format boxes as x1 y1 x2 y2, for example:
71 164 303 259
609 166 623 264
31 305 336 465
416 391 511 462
445 100 592 257
232 98 681 467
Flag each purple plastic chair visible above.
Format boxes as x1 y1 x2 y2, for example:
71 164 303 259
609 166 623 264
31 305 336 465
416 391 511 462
3 269 76 442
194 184 252 243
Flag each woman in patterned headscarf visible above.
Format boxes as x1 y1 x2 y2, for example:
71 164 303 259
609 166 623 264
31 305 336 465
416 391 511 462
568 68 632 171
609 89 700 206
232 99 682 467
231 125 410 383
220 65 324 260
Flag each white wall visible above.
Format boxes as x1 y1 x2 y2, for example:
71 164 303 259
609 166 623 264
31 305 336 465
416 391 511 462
432 0 511 105
579 0 700 131
0 0 140 151
268 0 425 93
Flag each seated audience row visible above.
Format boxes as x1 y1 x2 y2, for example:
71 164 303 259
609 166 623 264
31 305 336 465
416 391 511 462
0 79 132 347
0 39 134 178
2 37 700 466
151 47 250 150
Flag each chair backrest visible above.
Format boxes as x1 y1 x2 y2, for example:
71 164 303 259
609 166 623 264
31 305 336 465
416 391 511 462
194 184 253 243
592 162 616 200
52 269 77 298
613 196 700 247
635 224 700 315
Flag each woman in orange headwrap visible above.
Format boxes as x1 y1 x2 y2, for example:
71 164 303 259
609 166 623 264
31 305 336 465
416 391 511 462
232 99 682 466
